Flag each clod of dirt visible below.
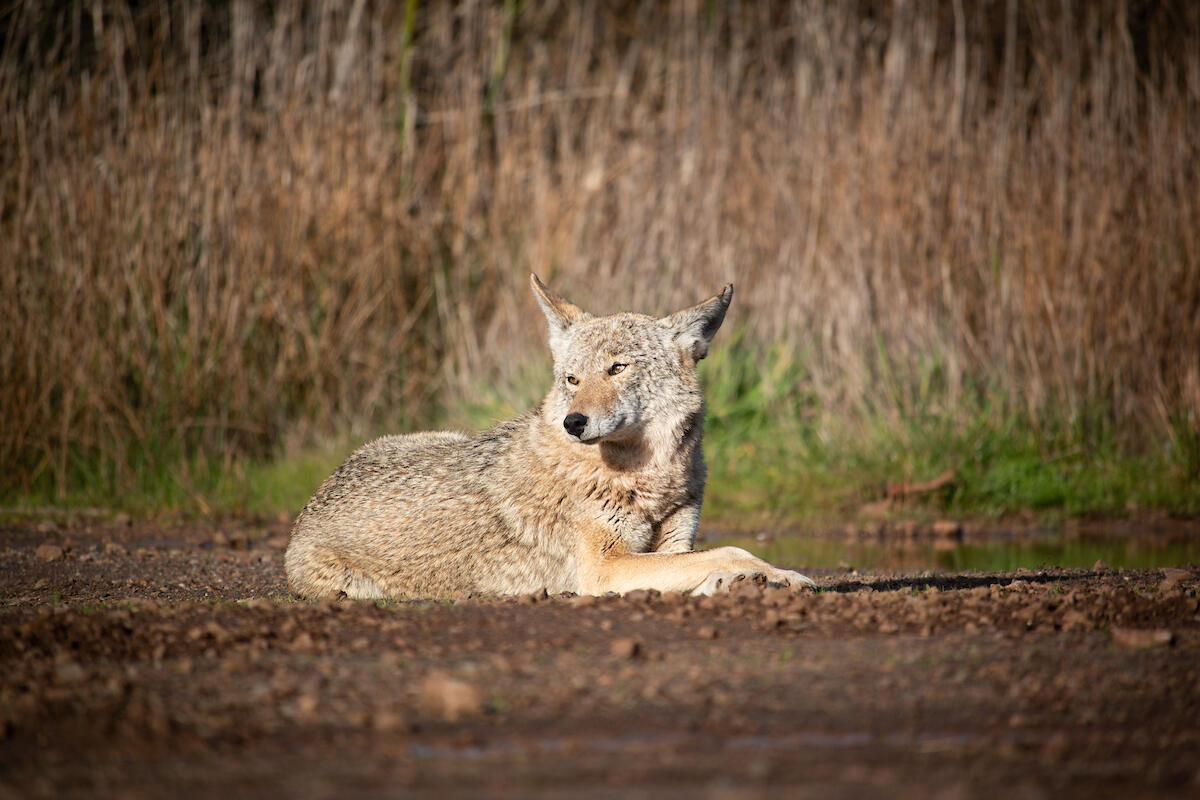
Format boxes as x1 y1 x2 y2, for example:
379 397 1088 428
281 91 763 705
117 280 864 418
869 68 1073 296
1110 627 1174 649
610 637 642 659
1159 568 1194 592
371 710 408 733
289 632 315 653
518 588 549 605
34 544 65 561
416 671 484 721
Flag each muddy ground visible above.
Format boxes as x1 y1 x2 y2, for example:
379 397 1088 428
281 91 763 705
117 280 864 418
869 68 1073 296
1 516 1198 799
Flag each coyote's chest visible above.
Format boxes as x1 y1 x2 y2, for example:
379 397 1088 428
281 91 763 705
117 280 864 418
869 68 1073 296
561 460 691 549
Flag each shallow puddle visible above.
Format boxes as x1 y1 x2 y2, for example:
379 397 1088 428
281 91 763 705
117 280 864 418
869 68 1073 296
712 531 1200 573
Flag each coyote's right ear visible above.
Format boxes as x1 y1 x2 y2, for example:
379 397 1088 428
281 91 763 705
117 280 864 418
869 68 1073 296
530 273 587 352
665 284 733 361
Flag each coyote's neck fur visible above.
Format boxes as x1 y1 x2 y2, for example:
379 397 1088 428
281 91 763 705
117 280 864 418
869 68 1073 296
522 402 705 554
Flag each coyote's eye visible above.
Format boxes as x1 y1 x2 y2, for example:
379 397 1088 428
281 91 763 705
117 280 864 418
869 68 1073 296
566 375 579 386
608 363 627 375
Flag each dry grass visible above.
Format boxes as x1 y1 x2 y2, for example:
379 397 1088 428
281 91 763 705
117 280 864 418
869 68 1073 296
2 0 1198 503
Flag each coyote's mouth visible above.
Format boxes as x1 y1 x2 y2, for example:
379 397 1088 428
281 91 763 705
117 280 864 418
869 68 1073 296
574 417 638 445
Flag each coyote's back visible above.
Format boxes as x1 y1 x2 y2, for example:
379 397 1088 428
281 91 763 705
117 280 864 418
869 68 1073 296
285 274 814 599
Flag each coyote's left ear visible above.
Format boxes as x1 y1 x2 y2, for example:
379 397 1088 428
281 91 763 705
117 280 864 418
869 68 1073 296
530 273 588 352
665 284 733 361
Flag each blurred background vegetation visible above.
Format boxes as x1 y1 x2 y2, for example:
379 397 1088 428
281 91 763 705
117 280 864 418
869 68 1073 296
2 1 1198 526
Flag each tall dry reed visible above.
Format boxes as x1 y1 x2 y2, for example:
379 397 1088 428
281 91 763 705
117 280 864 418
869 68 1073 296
2 1 1198 500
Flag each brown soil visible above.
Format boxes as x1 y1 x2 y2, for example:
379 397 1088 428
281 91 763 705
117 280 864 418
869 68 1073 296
2 516 1198 799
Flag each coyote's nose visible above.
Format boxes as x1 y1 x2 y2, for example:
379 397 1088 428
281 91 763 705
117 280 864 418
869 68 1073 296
563 413 588 438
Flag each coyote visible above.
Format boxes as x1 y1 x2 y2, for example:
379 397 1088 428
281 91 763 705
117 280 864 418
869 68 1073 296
285 275 815 599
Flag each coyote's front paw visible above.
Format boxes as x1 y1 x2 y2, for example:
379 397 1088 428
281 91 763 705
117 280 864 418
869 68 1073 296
772 568 817 590
693 569 762 596
692 568 815 596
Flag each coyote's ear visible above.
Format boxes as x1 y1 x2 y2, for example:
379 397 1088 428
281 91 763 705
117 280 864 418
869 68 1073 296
530 273 587 350
664 284 733 361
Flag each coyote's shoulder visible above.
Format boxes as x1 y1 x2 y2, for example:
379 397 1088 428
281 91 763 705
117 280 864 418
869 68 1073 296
285 275 813 599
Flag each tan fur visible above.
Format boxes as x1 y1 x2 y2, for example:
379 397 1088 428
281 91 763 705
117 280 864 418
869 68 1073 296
285 275 814 599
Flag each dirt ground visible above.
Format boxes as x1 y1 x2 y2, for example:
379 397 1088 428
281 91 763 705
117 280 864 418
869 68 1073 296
2 516 1198 799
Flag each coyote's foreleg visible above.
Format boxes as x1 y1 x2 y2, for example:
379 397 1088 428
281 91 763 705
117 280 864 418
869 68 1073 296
579 544 815 596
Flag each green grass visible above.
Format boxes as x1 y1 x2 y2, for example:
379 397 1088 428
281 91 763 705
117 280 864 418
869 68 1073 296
4 335 1196 524
3 436 351 518
697 335 1198 530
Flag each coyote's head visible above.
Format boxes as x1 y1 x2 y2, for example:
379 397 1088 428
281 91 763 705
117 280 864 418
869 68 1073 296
531 273 732 448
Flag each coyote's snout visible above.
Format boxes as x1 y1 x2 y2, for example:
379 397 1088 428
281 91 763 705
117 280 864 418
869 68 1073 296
285 274 815 599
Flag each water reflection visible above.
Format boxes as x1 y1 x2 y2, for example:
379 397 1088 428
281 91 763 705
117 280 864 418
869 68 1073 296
711 530 1200 573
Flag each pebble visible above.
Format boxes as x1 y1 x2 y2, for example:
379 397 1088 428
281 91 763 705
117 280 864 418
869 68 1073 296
1110 627 1173 649
53 662 86 683
1159 568 1193 592
289 632 314 653
34 544 65 562
609 637 642 659
416 672 484 721
372 710 407 732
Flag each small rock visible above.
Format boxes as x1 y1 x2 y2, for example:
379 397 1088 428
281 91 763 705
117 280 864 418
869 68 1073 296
372 710 407 732
416 672 484 721
54 662 86 683
289 632 314 653
1110 627 1173 649
295 694 318 716
1041 732 1070 762
623 589 654 604
34 544 65 562
1060 610 1091 631
517 588 549 605
1092 559 1109 572
1159 568 1193 592
610 637 642 659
